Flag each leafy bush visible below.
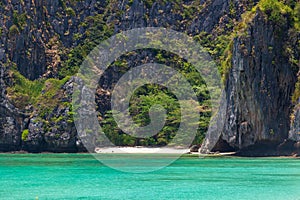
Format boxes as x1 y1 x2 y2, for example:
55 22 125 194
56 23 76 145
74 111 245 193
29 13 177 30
35 76 70 117
100 51 212 147
7 67 70 115
66 7 76 17
13 11 27 30
7 70 44 108
22 129 29 141
257 0 293 25
59 14 113 78
9 25 20 37
293 2 300 30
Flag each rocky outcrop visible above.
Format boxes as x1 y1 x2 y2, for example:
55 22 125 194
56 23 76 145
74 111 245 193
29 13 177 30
282 103 300 155
1 0 109 80
200 8 300 156
290 104 300 142
0 0 111 152
112 0 259 35
0 62 24 151
190 0 259 35
0 59 83 152
0 0 298 154
23 77 84 152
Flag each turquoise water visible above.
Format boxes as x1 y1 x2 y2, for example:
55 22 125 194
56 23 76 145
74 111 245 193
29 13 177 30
0 154 300 200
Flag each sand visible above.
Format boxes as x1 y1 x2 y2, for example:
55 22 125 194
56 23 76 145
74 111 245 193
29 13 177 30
94 147 190 154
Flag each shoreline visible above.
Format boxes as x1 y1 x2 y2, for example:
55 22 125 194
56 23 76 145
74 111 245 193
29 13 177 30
94 147 190 154
0 147 298 158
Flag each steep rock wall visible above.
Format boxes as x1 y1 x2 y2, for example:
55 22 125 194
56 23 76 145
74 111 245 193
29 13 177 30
200 8 300 156
0 0 257 152
1 0 298 154
0 62 24 151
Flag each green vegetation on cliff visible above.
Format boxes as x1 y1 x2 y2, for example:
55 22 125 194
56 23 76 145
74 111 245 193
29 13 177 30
7 66 70 116
59 14 114 78
218 0 299 82
293 76 300 104
99 50 212 146
21 129 29 141
258 0 293 25
1 0 299 152
7 69 44 109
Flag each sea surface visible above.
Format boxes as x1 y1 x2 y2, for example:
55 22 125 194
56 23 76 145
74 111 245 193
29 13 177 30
0 154 300 200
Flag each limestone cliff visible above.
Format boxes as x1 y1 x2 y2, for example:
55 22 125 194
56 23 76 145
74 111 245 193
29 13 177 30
200 2 300 156
0 62 24 151
0 0 299 154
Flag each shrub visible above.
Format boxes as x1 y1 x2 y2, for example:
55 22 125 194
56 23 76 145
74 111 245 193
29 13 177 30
7 70 44 108
9 25 20 37
66 7 76 17
293 2 300 30
35 76 70 117
13 11 27 30
257 0 293 26
22 129 29 141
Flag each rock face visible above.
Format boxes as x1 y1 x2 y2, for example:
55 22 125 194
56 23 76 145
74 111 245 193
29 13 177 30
0 0 299 154
200 8 300 156
286 103 300 154
0 0 256 152
22 77 84 153
290 104 300 142
112 0 259 34
0 0 109 80
0 62 23 151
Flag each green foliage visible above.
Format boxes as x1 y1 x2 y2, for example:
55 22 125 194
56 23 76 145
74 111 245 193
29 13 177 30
257 0 293 26
235 8 256 35
9 25 20 37
293 2 300 30
292 76 300 104
229 0 236 17
102 86 211 147
7 70 44 108
101 51 212 147
12 10 27 30
36 77 70 117
7 67 70 114
220 41 234 82
290 2 300 105
66 7 76 17
214 0 297 83
194 32 233 82
59 14 113 78
180 1 203 20
22 129 29 141
128 0 134 6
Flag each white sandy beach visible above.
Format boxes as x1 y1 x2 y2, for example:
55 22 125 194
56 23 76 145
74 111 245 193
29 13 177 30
94 147 190 154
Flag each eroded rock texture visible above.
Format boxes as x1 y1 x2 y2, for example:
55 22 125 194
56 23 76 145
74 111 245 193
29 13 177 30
200 8 300 156
0 0 299 154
